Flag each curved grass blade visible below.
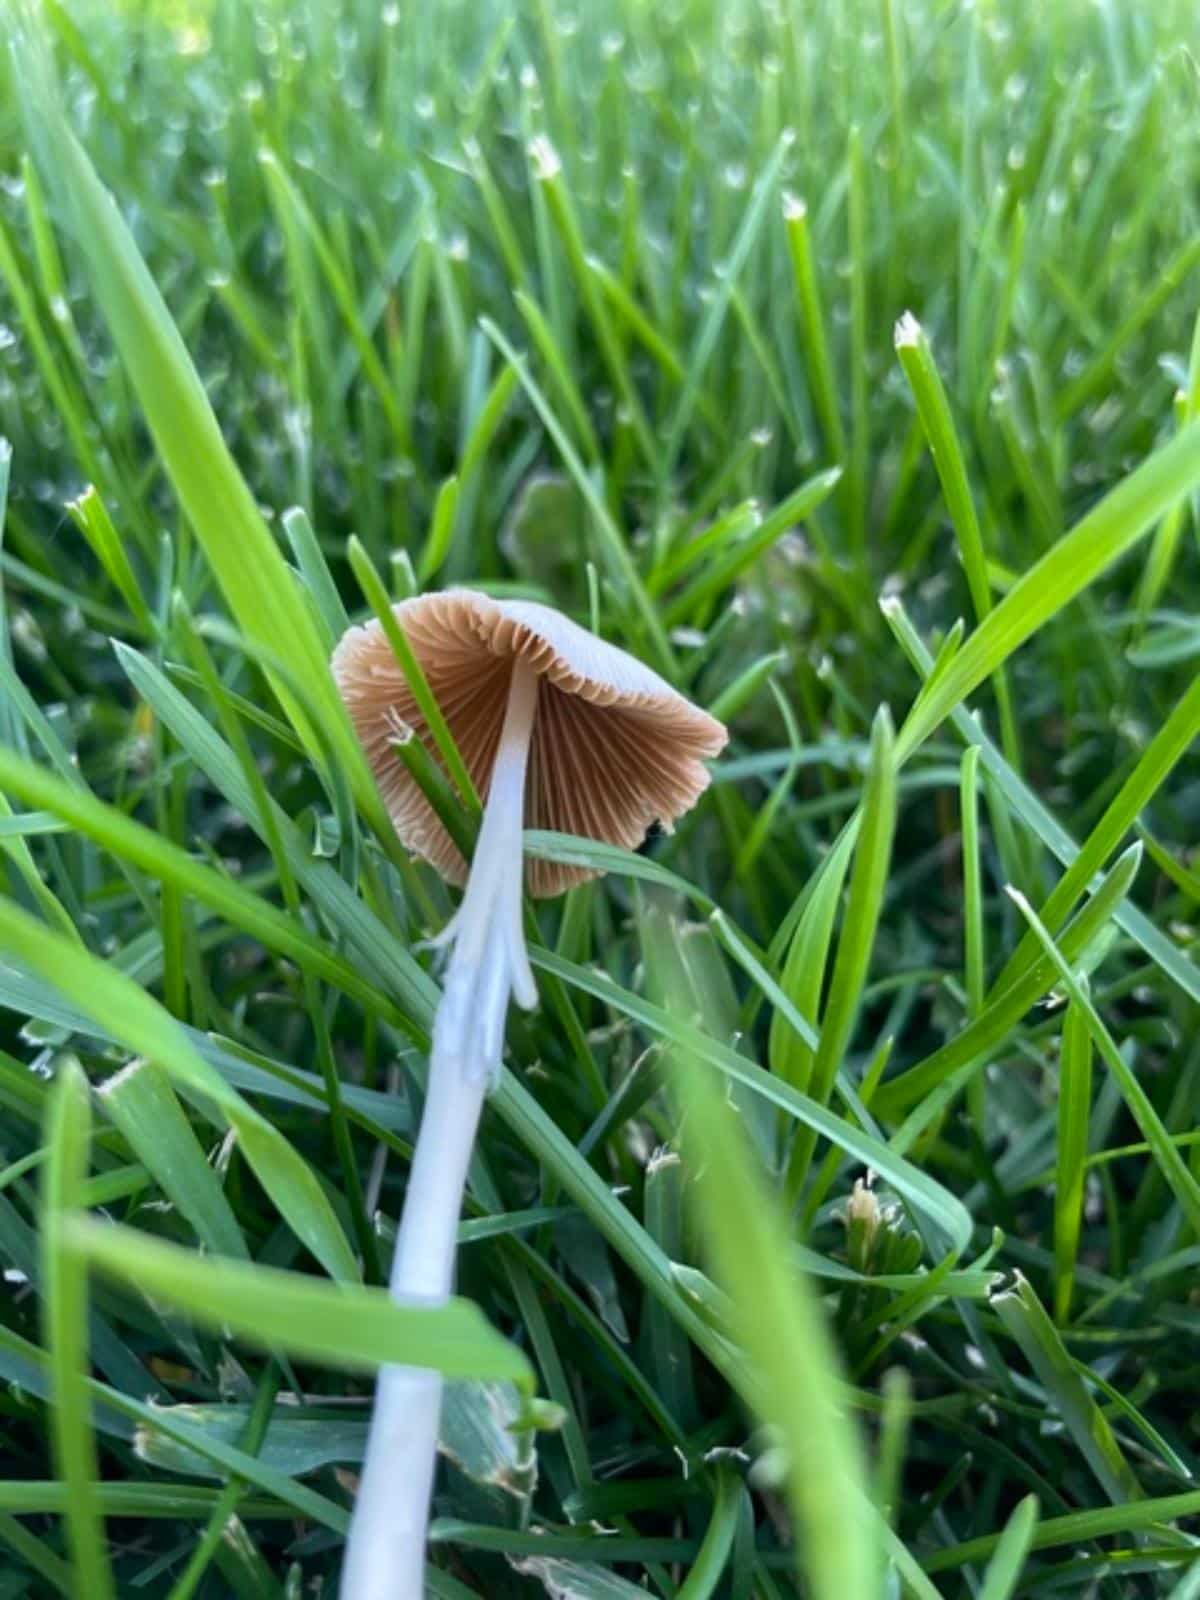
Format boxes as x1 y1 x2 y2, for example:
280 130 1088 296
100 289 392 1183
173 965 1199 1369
0 895 360 1283
11 29 389 840
533 946 971 1253
895 421 1200 763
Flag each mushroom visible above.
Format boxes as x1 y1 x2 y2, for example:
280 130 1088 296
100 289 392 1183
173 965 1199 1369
332 589 726 1599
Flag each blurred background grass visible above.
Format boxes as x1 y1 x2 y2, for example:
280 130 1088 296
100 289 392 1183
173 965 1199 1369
1 0 1200 1595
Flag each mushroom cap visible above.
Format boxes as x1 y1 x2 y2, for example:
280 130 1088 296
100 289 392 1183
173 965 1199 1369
332 589 728 897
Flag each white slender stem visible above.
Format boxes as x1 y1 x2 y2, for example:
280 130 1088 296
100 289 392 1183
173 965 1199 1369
340 662 539 1600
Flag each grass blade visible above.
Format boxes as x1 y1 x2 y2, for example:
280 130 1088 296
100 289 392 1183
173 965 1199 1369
1006 885 1200 1237
991 1271 1142 1503
895 422 1200 763
793 707 896 1211
0 894 360 1282
97 1059 247 1261
977 1496 1039 1600
41 1059 115 1600
1053 991 1092 1324
67 1217 533 1384
12 32 388 838
648 916 879 1600
877 840 1143 1120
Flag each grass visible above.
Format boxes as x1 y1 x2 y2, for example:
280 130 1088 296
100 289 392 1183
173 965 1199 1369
1 0 1200 1594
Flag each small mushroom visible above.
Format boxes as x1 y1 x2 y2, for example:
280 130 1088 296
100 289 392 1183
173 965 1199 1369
332 589 726 1599
334 589 727 1070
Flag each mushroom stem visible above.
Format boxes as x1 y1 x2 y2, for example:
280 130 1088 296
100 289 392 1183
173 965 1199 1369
340 661 540 1600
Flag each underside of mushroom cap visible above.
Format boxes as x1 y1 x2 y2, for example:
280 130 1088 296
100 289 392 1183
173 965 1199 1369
332 589 728 897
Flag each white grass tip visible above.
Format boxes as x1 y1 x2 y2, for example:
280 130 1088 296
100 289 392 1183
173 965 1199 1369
646 1146 682 1177
781 190 807 222
878 594 903 619
95 1057 149 1096
528 135 561 182
893 310 923 349
1004 885 1032 914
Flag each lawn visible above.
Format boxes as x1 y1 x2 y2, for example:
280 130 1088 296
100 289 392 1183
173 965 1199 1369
2 0 1200 1595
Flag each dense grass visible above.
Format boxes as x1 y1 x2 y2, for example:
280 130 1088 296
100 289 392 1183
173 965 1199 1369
1 0 1200 1594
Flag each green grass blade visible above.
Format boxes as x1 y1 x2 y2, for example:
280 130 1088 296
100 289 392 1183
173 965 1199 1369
846 124 868 555
992 1271 1142 1503
417 475 461 583
977 1496 1039 1600
512 289 603 464
782 193 844 462
0 894 360 1282
480 317 674 673
990 672 1200 997
65 485 152 632
115 641 436 1027
661 132 794 479
0 1511 72 1595
1007 885 1200 1236
534 946 971 1252
66 1217 533 1385
1053 991 1092 1324
771 822 856 1101
281 505 350 649
661 468 841 627
0 741 398 1024
97 1058 248 1260
883 596 1200 1006
12 33 388 838
648 919 879 1600
894 423 1200 763
675 1468 740 1599
41 1058 115 1600
877 840 1143 1120
793 707 896 1211
346 534 481 812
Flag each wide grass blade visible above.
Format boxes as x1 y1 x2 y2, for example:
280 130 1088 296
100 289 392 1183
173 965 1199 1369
647 919 879 1600
924 1487 1200 1575
990 672 1200 997
114 641 437 1032
67 1217 533 1384
991 1272 1142 1503
0 895 360 1282
534 945 971 1253
41 1059 115 1599
11 29 389 839
97 1059 247 1261
883 597 1200 1007
0 741 400 1025
895 422 1200 763
977 1496 1039 1600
